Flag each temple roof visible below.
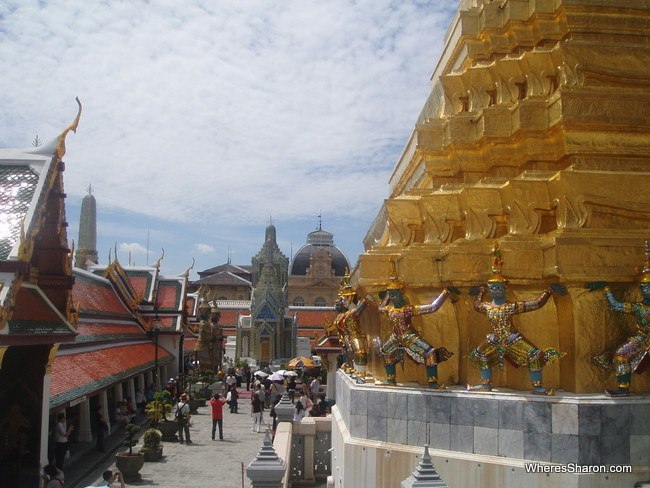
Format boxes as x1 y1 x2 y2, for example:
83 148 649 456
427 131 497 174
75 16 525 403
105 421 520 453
288 306 336 328
72 269 137 319
50 342 174 408
197 262 252 279
0 110 80 345
193 270 252 287
7 284 76 343
155 279 184 311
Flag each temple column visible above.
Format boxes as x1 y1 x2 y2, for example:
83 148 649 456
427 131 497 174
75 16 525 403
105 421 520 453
127 379 136 405
100 391 111 435
76 399 92 442
326 353 338 401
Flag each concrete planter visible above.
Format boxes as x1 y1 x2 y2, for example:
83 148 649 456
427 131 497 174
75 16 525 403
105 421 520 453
115 452 145 482
141 446 163 462
158 420 179 441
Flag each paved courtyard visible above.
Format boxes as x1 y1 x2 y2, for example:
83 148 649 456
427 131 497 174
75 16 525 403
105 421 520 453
70 390 274 488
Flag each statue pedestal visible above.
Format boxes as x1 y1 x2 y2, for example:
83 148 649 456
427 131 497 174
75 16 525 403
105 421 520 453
331 371 650 488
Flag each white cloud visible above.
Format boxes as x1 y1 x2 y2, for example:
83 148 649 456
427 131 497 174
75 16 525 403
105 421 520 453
0 0 455 274
195 243 215 255
118 242 149 256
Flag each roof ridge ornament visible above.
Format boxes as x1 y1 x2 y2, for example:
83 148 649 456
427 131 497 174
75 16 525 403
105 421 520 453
182 258 195 278
56 97 82 159
154 248 165 270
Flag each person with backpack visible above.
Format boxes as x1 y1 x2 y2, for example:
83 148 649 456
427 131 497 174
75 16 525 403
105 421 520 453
175 393 191 444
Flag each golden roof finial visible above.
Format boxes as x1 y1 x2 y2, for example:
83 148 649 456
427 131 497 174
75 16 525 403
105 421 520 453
56 97 82 159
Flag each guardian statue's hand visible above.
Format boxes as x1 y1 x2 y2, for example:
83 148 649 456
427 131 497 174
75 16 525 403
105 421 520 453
549 283 568 296
469 286 483 297
585 281 608 292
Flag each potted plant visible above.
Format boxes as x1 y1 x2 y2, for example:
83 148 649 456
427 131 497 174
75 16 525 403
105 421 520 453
146 391 177 441
115 423 144 482
139 427 163 462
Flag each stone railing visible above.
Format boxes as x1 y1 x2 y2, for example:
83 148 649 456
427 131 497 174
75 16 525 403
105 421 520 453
271 415 332 487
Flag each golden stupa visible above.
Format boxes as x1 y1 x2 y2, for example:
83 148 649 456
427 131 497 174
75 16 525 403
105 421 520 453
356 0 650 394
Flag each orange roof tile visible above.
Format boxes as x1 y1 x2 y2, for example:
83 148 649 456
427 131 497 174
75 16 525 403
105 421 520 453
73 273 133 318
50 343 173 407
217 309 246 326
155 280 182 310
293 309 335 328
76 321 146 342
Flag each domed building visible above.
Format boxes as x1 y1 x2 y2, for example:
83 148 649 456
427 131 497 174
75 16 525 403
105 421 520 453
288 225 351 307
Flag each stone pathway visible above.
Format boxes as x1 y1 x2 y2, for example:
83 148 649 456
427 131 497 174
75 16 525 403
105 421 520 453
71 390 273 488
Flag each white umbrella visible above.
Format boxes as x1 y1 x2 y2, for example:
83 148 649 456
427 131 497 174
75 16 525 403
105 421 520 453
284 371 298 377
253 370 269 377
276 369 287 376
269 372 284 381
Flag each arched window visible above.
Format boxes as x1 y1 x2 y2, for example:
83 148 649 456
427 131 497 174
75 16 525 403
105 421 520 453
293 296 305 306
314 297 326 307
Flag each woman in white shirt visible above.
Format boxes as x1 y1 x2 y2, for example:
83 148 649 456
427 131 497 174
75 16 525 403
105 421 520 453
293 400 306 422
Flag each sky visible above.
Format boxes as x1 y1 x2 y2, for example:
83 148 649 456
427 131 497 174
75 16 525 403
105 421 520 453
0 0 456 279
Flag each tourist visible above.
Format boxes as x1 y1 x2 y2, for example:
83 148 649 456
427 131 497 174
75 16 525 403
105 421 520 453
124 396 137 417
318 393 329 416
227 386 239 413
310 376 321 403
93 405 108 452
53 412 73 470
175 393 192 444
43 464 65 488
226 372 237 390
308 403 321 417
299 391 313 413
209 393 227 440
114 402 128 427
135 388 146 413
293 399 306 422
270 394 282 439
102 469 125 488
145 384 154 403
251 391 264 433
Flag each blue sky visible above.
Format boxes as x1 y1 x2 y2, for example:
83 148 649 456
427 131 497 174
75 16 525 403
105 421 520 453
0 1 456 278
